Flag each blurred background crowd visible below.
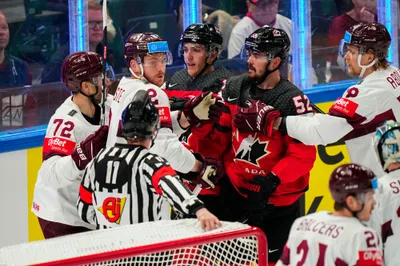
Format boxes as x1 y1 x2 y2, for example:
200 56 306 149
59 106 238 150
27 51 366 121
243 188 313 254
0 0 395 131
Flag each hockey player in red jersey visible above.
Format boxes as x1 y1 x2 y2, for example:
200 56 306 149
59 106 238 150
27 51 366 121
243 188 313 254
79 90 221 231
206 26 316 264
163 23 233 218
32 52 110 238
271 22 396 177
277 164 382 266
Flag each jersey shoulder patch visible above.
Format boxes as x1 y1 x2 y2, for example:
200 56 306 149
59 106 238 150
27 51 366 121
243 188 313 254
68 110 77 117
329 97 359 118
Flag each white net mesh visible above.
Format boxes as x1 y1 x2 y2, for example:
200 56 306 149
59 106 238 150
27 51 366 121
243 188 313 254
0 219 267 266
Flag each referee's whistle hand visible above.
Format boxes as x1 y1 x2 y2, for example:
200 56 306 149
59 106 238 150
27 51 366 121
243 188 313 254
195 208 222 231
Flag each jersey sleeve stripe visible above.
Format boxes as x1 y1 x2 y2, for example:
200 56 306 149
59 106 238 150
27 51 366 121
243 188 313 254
151 165 177 194
79 184 93 204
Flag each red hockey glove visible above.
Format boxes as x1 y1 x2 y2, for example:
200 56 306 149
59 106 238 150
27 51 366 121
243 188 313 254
208 98 225 124
71 125 108 170
183 91 216 127
180 153 225 189
233 99 281 137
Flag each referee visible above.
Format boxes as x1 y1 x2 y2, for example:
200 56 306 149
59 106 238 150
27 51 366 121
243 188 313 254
77 90 221 231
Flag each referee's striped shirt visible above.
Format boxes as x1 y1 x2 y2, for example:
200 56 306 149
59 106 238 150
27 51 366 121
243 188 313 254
78 143 203 229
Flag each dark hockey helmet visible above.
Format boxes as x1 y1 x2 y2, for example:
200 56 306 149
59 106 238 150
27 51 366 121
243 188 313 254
340 22 391 60
243 25 290 60
122 90 159 140
61 52 103 92
329 163 376 203
124 32 171 66
180 23 223 54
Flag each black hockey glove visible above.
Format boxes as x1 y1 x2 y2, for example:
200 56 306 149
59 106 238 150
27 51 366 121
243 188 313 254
242 173 281 225
169 97 189 111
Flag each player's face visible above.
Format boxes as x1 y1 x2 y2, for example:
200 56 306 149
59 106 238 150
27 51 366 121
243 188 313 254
247 51 270 80
344 45 362 76
143 53 167 87
344 45 375 76
183 43 208 78
356 190 376 221
88 9 103 46
0 13 9 50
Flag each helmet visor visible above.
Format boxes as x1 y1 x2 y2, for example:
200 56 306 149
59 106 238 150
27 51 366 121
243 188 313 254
240 45 272 62
146 41 173 65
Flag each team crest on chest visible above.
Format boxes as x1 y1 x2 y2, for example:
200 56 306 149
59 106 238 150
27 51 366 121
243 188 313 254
234 133 270 167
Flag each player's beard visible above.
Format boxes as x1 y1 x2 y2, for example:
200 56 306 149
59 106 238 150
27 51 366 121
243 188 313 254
92 85 103 104
346 65 361 77
247 64 258 80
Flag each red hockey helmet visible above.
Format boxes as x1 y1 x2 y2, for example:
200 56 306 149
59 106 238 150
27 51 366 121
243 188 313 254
61 52 103 92
340 22 391 60
329 163 376 203
124 32 171 66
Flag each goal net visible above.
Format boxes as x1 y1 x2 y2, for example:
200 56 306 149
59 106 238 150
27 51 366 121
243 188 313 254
0 219 267 266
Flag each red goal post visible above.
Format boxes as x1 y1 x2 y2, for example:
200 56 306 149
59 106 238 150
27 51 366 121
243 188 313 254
0 219 268 266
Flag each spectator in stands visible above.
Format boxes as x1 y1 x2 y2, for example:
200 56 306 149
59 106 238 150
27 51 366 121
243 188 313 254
0 11 37 130
326 0 376 81
228 0 292 59
0 11 32 89
40 0 120 84
205 10 240 57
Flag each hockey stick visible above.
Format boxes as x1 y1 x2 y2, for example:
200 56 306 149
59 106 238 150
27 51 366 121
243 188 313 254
310 102 325 114
100 0 108 125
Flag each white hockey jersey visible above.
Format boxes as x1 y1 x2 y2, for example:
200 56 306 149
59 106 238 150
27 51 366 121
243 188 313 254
107 77 195 173
286 66 400 176
277 211 383 266
32 96 110 228
367 169 400 266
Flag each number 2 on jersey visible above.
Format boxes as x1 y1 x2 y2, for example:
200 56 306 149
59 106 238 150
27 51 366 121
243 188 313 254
292 95 313 114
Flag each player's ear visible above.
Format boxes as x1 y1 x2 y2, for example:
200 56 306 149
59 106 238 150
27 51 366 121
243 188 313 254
269 56 281 70
206 51 218 65
344 195 359 211
130 58 141 76
81 81 92 95
366 49 376 64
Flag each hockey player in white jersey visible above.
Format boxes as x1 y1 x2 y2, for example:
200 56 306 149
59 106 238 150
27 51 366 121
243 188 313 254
251 22 396 176
277 163 383 266
107 32 224 186
32 52 111 238
78 90 222 231
367 120 400 265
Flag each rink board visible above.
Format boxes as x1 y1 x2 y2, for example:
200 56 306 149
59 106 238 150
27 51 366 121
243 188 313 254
0 82 351 248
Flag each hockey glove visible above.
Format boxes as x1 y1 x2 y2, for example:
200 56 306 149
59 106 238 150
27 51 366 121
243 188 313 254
233 99 281 137
208 98 225 124
71 125 108 170
242 173 280 225
202 78 226 93
169 97 189 111
183 91 216 127
180 153 225 189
